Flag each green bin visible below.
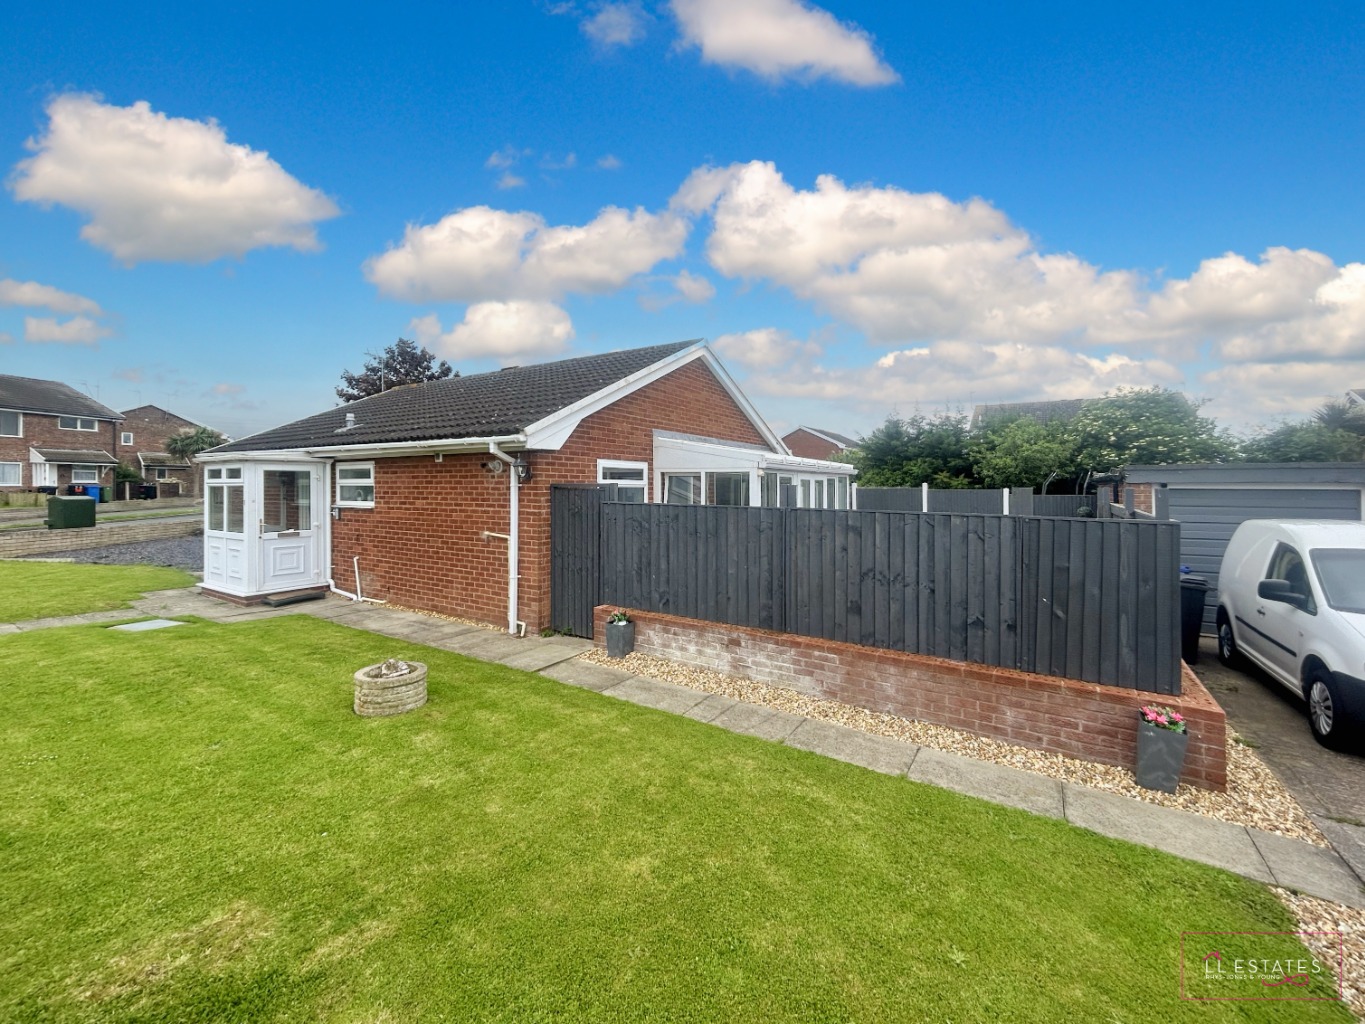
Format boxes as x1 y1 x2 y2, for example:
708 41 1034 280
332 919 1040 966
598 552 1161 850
47 495 97 529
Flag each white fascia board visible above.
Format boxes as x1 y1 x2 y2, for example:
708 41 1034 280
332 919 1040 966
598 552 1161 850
197 448 326 463
197 435 526 463
28 447 45 462
522 342 786 453
761 452 857 474
653 435 856 475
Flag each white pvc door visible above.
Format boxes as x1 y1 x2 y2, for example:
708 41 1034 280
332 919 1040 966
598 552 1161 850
259 467 323 592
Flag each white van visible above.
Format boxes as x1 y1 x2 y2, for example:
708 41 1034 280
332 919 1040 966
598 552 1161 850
1215 520 1365 748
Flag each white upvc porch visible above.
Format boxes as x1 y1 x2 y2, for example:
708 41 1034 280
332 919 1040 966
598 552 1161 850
651 431 857 509
199 459 329 599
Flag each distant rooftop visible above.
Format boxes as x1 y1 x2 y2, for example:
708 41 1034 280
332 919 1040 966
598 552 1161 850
970 398 1090 430
0 374 122 421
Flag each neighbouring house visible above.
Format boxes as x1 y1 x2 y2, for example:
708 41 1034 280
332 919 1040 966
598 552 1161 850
198 340 856 632
0 374 122 492
1347 386 1364 407
968 397 1090 431
119 404 216 496
1121 462 1365 632
781 426 857 462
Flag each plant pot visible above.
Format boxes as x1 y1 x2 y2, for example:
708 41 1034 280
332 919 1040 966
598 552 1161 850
1135 721 1190 793
354 661 427 717
605 621 635 659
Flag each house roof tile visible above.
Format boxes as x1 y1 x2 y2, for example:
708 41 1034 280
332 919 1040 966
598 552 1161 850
0 375 122 420
32 448 119 464
215 340 700 453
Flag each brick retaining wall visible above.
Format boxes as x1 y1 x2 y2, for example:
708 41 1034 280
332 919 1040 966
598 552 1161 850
0 517 201 558
595 606 1227 791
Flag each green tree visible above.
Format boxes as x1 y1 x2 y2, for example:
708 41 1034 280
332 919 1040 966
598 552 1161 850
1313 398 1365 436
1070 387 1235 475
336 338 455 402
968 418 1078 490
1242 421 1365 462
847 413 976 487
165 425 228 461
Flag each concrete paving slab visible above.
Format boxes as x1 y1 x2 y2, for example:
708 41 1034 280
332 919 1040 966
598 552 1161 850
0 623 19 634
539 659 634 692
108 618 187 632
683 693 740 723
785 719 918 777
1248 828 1365 908
448 635 526 662
709 701 804 742
539 635 595 654
497 644 586 673
1314 817 1365 886
908 748 1063 818
15 610 133 630
1062 784 1274 883
600 676 710 715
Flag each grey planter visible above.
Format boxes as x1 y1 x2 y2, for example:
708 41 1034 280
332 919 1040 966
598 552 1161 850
605 621 635 659
1135 721 1190 793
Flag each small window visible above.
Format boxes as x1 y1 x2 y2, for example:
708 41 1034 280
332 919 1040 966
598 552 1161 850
336 462 376 506
814 480 825 508
837 476 849 510
57 416 98 431
0 462 21 486
664 473 702 505
226 467 242 480
207 467 223 480
598 461 647 503
1266 543 1317 614
121 431 134 445
708 472 750 507
71 465 100 483
0 411 20 437
154 467 169 480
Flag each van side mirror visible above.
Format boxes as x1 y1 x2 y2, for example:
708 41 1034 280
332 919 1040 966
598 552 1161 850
1258 579 1309 611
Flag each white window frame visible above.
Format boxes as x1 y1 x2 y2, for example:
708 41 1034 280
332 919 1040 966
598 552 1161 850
0 410 21 437
335 461 376 507
154 467 170 480
71 465 101 483
58 416 99 432
120 431 134 445
597 459 648 503
0 462 21 486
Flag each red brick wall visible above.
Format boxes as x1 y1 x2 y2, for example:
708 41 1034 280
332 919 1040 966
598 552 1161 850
0 413 119 490
329 357 770 631
782 428 842 461
596 606 1228 791
1124 483 1155 515
119 406 203 494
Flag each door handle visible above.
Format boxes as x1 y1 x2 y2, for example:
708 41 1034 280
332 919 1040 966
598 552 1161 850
1256 608 1266 616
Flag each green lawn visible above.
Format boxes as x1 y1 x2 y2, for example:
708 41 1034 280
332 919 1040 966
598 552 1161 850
0 560 195 622
0 616 1349 1023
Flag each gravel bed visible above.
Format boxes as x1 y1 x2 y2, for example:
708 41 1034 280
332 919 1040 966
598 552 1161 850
1274 888 1365 1019
27 536 205 572
581 648 1328 846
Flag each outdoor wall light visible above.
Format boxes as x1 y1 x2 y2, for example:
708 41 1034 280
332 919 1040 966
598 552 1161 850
514 460 532 483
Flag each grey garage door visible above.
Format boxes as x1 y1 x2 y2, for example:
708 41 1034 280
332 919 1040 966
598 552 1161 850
1169 487 1363 632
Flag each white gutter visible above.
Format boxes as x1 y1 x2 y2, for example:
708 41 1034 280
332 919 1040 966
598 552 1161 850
196 433 527 462
486 442 521 636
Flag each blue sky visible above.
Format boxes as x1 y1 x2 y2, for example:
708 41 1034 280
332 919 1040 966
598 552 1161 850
2 1 1363 441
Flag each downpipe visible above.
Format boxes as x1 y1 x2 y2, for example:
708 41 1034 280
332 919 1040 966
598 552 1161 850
487 443 521 635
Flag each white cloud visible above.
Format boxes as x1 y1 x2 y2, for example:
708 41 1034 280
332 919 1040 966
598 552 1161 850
365 204 689 302
23 315 111 344
0 278 102 315
1199 360 1362 423
409 302 575 362
583 3 647 46
0 331 14 345
670 0 898 86
597 154 623 170
10 94 339 263
672 269 715 303
485 145 530 170
496 172 527 190
713 327 820 370
540 152 578 171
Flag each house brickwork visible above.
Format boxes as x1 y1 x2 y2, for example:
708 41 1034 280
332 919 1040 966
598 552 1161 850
330 359 770 631
782 428 845 461
0 413 119 490
119 405 209 496
598 606 1228 791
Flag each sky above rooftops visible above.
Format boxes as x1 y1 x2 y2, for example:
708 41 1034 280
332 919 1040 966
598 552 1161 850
1 1 1363 441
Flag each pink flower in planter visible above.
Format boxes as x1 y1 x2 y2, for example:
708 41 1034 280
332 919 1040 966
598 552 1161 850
1171 713 1184 723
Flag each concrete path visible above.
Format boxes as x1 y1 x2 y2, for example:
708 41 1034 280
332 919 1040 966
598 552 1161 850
5 587 1362 909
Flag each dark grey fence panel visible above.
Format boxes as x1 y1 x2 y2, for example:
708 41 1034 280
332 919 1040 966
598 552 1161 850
550 485 611 638
855 487 923 511
930 489 1006 514
1033 494 1098 518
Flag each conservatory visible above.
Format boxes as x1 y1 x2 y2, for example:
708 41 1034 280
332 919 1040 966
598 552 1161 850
651 431 856 509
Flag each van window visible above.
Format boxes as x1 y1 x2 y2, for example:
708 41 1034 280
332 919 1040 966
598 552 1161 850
1265 543 1317 614
1310 548 1365 614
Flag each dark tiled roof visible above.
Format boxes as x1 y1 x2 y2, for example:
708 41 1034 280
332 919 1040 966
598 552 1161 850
33 448 118 464
217 341 700 454
138 452 191 468
0 375 122 420
970 398 1090 430
797 426 857 448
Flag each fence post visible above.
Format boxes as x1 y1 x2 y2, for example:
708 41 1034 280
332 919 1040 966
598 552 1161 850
1002 488 1010 515
1124 487 1135 514
1154 484 1170 521
922 481 930 512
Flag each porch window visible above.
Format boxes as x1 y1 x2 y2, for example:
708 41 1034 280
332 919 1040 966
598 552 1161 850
58 416 98 431
207 480 244 534
663 473 702 505
837 476 849 509
0 462 20 486
0 411 19 437
71 465 100 483
598 460 647 502
708 472 750 507
263 469 312 531
336 462 375 506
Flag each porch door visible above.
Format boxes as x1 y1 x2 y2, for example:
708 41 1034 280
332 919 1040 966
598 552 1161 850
259 467 324 592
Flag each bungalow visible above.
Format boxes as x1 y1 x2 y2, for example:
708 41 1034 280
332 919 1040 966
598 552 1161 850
199 340 854 633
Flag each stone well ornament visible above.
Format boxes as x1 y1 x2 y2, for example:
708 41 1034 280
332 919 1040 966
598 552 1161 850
354 658 428 716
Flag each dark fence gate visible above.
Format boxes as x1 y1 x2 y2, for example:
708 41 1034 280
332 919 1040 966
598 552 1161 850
549 485 611 638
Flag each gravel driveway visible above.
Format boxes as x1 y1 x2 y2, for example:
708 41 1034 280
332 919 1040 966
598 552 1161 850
31 535 204 573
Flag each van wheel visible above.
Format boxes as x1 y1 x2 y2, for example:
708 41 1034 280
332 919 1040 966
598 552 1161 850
1307 669 1347 749
1216 610 1240 668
